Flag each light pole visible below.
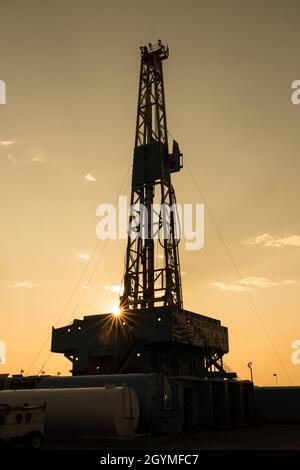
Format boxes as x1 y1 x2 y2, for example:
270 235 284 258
247 362 254 383
273 373 278 386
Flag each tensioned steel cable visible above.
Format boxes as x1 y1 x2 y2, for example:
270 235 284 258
26 165 131 376
36 172 132 375
168 128 293 384
37 176 132 374
66 175 132 325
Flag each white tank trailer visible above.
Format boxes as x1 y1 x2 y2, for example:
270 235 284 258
0 386 139 438
38 373 180 434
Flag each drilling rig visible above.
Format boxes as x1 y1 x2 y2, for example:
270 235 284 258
51 41 234 380
1 42 254 433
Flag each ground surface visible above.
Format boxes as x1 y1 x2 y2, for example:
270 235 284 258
44 424 300 450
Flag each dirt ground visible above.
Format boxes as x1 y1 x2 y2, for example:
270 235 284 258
44 423 300 450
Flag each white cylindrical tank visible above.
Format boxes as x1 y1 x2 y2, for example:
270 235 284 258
0 386 139 437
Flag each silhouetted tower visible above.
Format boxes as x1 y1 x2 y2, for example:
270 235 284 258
51 41 232 379
120 41 183 310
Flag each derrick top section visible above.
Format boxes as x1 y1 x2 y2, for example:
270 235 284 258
139 40 169 62
135 40 170 149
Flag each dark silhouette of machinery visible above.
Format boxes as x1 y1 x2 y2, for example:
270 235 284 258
1 42 256 433
120 41 182 311
51 41 235 380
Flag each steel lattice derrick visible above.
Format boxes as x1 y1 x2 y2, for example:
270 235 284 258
120 41 183 311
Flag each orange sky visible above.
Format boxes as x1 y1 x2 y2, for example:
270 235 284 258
0 0 300 385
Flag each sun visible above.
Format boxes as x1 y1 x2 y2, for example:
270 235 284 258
112 305 122 317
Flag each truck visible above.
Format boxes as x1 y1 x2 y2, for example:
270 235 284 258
0 403 46 449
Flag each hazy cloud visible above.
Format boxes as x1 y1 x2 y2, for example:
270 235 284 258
31 153 46 163
211 282 250 292
104 284 124 294
12 281 38 288
244 233 300 247
211 276 295 292
0 140 15 146
282 279 296 285
77 253 91 261
85 173 97 182
1 143 46 164
239 276 278 288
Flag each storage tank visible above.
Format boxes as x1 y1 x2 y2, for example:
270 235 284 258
38 373 174 433
0 386 139 437
254 386 300 422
